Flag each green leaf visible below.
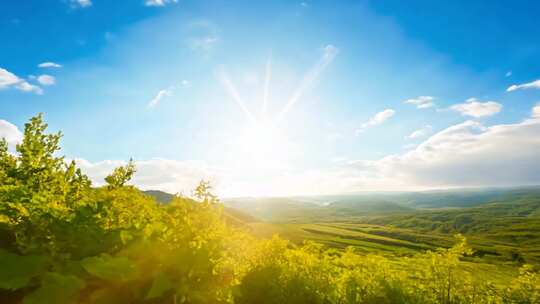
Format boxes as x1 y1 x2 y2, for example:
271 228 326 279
89 287 133 304
146 272 174 299
81 254 138 282
0 250 48 290
23 272 85 304
120 230 133 244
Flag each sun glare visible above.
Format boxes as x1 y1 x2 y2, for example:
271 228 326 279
236 120 287 167
219 49 337 179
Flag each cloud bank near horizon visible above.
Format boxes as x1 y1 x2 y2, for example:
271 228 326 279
2 103 540 197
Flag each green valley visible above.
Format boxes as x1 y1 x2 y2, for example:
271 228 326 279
224 189 540 265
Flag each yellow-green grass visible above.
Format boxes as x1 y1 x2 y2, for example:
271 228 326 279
248 222 521 285
248 221 536 263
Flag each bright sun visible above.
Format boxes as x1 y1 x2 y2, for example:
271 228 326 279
218 48 337 181
233 120 289 172
240 121 278 155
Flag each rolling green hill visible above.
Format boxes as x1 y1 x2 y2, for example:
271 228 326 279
224 188 540 265
141 188 540 289
222 197 413 222
143 190 175 204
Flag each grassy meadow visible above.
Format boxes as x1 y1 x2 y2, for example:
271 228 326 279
222 188 540 288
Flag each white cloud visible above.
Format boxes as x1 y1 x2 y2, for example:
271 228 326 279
533 103 540 118
505 71 512 77
507 79 540 92
449 98 502 118
0 68 43 94
38 62 62 68
0 120 22 149
145 0 178 7
0 68 22 88
16 82 43 95
69 0 92 8
148 88 173 108
403 96 435 109
356 109 395 134
407 125 432 139
147 82 190 108
37 75 56 86
347 104 540 190
75 158 218 195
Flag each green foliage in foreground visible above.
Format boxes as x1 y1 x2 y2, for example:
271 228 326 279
1 115 539 303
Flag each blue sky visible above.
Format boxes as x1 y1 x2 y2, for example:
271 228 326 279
1 0 540 197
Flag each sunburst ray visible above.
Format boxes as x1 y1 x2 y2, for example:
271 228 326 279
217 67 256 124
276 45 338 123
262 57 272 117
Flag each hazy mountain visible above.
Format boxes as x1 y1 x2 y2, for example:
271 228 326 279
144 190 175 204
297 186 540 208
223 186 540 222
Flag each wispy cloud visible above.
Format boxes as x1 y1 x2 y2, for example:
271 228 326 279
403 96 435 109
186 20 220 54
146 81 190 108
37 75 56 86
145 0 178 7
38 62 62 69
449 98 502 118
16 82 43 94
188 36 219 52
505 71 512 77
407 125 432 139
356 109 395 134
68 0 92 8
507 79 540 92
0 67 43 95
148 88 173 108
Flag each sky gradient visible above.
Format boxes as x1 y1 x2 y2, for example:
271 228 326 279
1 0 540 197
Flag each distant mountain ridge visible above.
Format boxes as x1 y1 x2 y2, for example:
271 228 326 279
144 190 175 204
146 186 540 223
296 185 540 208
222 186 540 222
